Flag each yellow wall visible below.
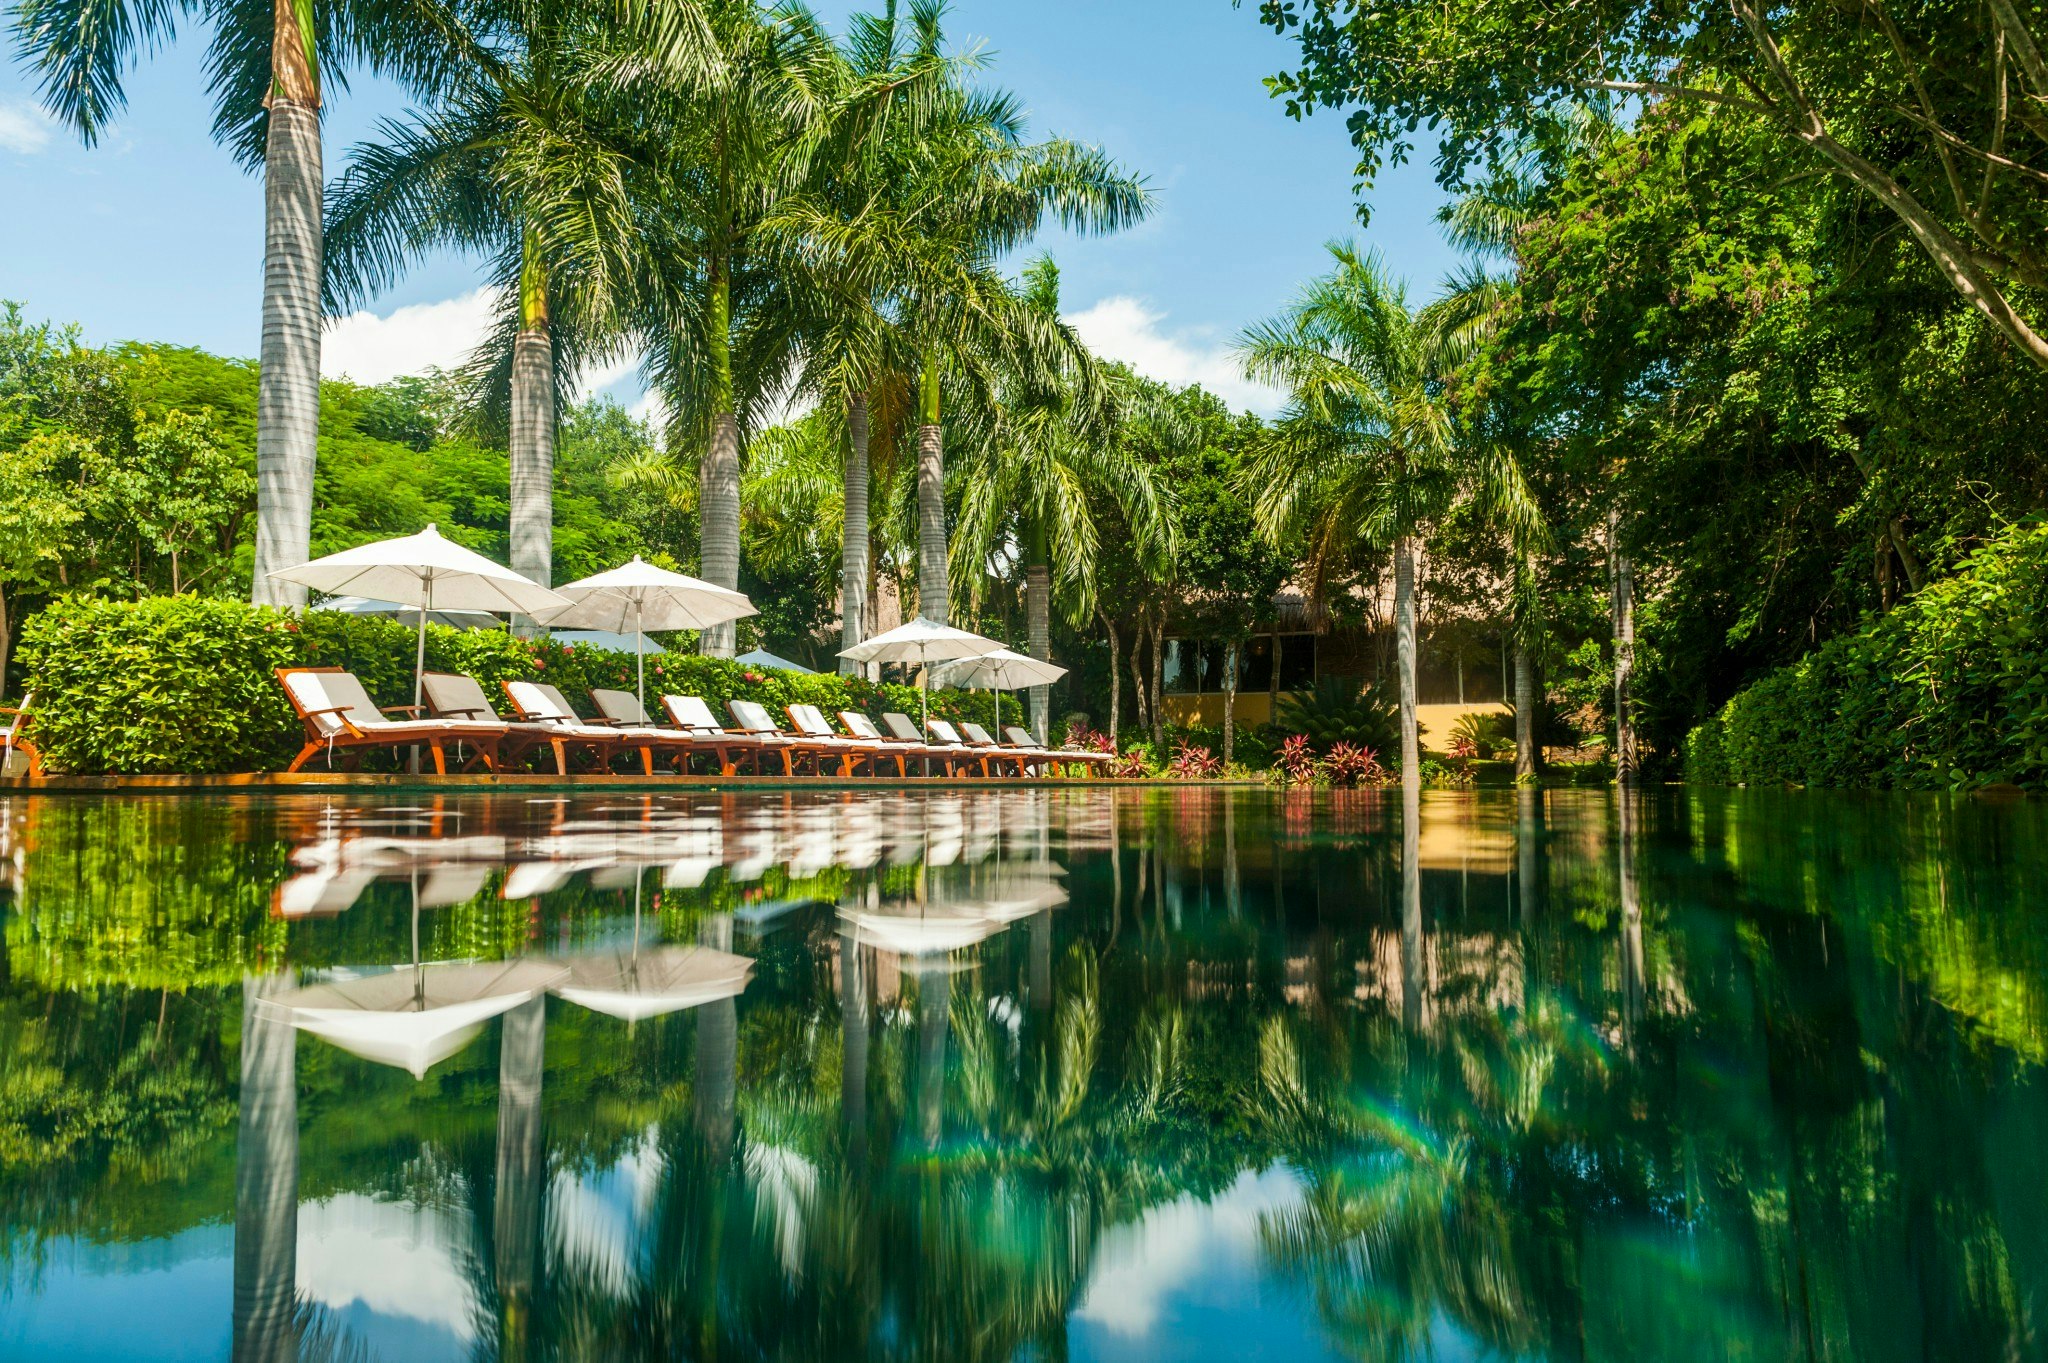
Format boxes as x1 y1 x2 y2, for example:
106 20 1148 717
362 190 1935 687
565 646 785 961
1161 694 1508 750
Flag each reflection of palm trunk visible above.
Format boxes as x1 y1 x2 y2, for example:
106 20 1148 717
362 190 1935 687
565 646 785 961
1401 780 1422 1034
1618 794 1644 1033
696 996 738 1153
1516 788 1541 925
234 979 298 1363
495 996 547 1360
840 933 868 1165
1224 795 1242 919
918 968 950 1150
1030 910 1052 1012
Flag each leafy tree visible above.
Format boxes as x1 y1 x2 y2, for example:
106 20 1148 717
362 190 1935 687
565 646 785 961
88 411 254 595
0 432 84 692
1249 0 2048 367
9 0 493 605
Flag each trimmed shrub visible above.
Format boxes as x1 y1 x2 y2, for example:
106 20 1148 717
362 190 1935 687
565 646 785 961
19 596 1021 775
1695 519 2048 788
1274 677 1399 753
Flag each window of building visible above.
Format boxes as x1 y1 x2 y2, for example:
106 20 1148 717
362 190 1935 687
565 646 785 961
1160 634 1319 693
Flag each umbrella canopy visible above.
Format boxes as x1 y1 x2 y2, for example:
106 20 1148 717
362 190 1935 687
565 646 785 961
551 945 754 1022
269 524 569 615
540 556 757 708
267 524 571 720
310 596 500 630
838 617 1003 733
541 557 757 634
735 648 816 674
838 616 1002 667
263 959 567 1078
931 648 1067 690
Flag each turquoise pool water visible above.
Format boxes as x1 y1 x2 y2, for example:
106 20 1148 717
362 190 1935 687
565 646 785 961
1 787 2044 1360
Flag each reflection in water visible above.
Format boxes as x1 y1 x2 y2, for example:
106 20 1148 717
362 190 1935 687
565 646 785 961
5 787 2048 1361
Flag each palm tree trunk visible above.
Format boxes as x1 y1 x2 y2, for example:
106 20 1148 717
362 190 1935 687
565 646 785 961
1101 610 1121 745
233 976 298 1363
699 260 740 657
1608 509 1637 785
1514 642 1537 779
1026 521 1051 743
509 236 553 639
1396 535 1420 790
1127 618 1148 736
1148 610 1166 750
916 356 948 625
840 393 870 672
1221 638 1238 766
248 1 322 608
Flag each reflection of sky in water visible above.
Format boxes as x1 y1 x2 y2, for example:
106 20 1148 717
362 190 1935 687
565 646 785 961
296 1194 477 1362
0 1227 232 1362
549 1130 665 1293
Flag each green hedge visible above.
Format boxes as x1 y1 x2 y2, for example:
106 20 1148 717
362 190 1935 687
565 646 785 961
1684 520 2048 788
18 596 1021 775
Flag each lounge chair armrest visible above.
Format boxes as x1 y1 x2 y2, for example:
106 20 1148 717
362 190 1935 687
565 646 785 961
442 706 494 719
381 705 427 717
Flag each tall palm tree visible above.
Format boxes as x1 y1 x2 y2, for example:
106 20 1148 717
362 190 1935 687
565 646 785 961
1240 242 1540 790
951 259 1173 742
323 0 643 604
780 1 1150 627
617 0 842 656
10 0 489 605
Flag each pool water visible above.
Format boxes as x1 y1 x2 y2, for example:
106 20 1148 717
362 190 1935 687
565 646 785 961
1 787 2045 1361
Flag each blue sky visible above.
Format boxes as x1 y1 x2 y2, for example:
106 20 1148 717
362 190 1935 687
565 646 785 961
0 1 1460 416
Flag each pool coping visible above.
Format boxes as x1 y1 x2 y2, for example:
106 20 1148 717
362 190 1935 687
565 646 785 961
4 772 1267 793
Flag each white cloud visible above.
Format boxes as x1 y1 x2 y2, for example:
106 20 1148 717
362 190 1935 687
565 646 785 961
325 287 501 385
325 287 649 401
1067 296 1285 417
0 101 56 155
1074 1166 1302 1338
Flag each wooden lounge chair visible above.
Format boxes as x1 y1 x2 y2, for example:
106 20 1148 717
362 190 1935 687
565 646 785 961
1006 725 1113 775
726 698 867 776
784 704 894 776
661 695 785 775
881 712 978 776
1 692 43 777
277 667 507 774
502 680 667 776
588 688 706 774
961 721 1056 776
926 718 1025 776
421 671 580 773
837 711 946 776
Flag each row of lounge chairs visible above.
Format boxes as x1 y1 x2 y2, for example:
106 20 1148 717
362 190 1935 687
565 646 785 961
277 666 1115 778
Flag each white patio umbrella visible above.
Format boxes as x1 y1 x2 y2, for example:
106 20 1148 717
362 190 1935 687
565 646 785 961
837 617 1003 730
553 946 753 1022
932 648 1068 735
539 557 758 712
267 523 571 710
263 959 567 1078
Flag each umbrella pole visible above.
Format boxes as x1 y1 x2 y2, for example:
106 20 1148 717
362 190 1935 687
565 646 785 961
411 575 432 775
920 646 931 777
635 599 647 718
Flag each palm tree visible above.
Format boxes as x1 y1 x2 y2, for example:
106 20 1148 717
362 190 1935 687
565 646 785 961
950 258 1173 741
10 0 488 606
617 0 843 656
781 1 1150 628
323 0 643 604
1240 242 1540 789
